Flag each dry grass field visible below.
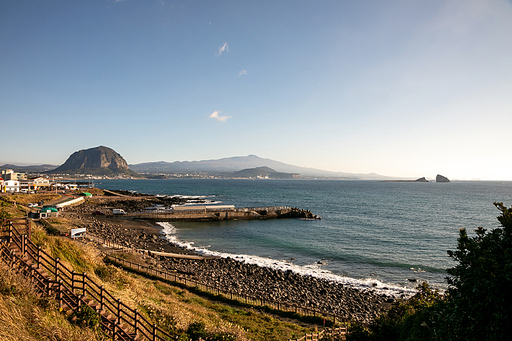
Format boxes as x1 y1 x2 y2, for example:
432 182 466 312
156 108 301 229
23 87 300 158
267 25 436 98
0 196 316 341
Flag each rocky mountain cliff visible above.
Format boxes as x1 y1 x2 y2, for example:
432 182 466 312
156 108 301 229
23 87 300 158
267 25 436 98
48 146 138 176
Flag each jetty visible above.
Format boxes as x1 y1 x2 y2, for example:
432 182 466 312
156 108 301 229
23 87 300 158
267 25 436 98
109 205 321 222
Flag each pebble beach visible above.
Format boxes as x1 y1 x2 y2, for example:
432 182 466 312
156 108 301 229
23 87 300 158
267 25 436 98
63 194 394 324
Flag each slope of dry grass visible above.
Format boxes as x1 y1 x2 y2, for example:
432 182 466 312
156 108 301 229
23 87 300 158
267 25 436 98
0 262 107 341
1 197 315 340
35 227 313 340
1 193 61 206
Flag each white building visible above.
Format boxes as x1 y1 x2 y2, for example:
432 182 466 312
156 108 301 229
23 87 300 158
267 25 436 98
1 169 26 181
4 180 20 192
20 177 51 191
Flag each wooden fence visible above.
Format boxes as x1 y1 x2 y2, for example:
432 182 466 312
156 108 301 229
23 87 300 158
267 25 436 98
75 220 346 325
77 228 348 325
0 218 348 340
0 219 175 341
104 253 347 325
288 327 347 341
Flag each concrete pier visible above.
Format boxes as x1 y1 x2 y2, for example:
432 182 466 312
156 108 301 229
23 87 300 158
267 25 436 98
109 206 320 222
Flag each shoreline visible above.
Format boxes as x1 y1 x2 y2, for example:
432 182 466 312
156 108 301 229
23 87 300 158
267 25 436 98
63 196 396 323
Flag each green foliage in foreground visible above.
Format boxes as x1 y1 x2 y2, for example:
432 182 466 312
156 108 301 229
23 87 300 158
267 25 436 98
347 202 512 341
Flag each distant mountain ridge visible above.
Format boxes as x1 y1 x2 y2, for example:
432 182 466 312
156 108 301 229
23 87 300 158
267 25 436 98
130 154 393 180
0 164 58 173
230 166 299 179
48 146 138 176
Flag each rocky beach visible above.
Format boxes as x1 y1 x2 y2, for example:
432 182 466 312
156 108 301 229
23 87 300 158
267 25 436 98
62 193 394 324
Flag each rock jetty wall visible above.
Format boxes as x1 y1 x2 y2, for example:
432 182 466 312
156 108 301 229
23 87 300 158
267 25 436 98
118 206 321 222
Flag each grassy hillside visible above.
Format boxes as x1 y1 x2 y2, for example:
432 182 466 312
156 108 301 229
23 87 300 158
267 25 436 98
0 262 106 341
0 197 316 340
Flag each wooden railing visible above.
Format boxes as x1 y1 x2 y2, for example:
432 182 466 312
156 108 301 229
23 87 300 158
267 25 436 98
105 253 347 326
288 327 347 341
0 219 175 341
0 218 349 340
76 227 348 325
106 256 348 341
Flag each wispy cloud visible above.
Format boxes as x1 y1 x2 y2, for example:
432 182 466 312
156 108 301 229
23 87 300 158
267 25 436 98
209 110 232 122
216 42 229 56
238 70 247 77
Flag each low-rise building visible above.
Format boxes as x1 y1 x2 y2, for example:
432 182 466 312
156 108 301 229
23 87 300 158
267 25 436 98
19 177 51 192
1 169 27 181
4 180 20 192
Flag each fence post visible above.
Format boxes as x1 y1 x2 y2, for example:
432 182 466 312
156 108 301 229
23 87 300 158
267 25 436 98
21 234 26 256
8 222 12 243
71 271 75 294
58 280 63 308
117 299 121 324
37 246 41 269
100 286 104 311
83 272 87 296
153 324 157 341
134 309 139 335
55 258 60 280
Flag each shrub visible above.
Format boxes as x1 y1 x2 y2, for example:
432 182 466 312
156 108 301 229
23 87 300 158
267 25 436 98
444 202 512 340
72 305 101 329
347 203 512 341
187 321 208 340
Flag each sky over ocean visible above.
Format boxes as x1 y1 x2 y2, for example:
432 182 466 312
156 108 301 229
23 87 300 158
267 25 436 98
1 0 512 180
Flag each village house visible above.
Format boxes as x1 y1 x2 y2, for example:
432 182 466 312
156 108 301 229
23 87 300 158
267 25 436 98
19 177 51 192
4 179 20 192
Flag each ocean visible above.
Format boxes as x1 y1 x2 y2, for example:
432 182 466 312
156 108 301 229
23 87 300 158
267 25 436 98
97 179 512 297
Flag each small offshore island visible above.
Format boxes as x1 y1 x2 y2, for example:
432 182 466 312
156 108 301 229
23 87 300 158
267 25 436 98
385 174 451 183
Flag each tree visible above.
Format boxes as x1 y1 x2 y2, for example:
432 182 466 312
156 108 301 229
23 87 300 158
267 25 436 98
347 203 512 341
346 282 444 341
445 202 512 340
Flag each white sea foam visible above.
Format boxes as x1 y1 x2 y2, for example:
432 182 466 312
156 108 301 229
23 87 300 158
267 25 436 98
156 222 415 298
167 194 218 205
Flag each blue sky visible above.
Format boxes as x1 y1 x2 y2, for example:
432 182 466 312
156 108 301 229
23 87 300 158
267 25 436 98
1 0 512 180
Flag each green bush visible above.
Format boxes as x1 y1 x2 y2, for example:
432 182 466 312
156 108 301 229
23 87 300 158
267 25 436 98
444 202 512 340
187 322 207 340
72 305 101 329
347 202 512 341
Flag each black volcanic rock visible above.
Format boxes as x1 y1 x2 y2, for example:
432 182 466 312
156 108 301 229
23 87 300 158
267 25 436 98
436 174 450 183
48 146 138 176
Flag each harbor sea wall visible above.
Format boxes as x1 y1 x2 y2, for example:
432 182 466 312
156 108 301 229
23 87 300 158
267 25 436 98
111 206 320 222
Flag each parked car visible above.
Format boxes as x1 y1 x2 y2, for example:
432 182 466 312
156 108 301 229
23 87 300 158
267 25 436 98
92 211 105 215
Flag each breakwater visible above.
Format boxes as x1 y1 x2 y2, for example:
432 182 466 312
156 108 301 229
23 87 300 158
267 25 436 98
112 206 321 222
